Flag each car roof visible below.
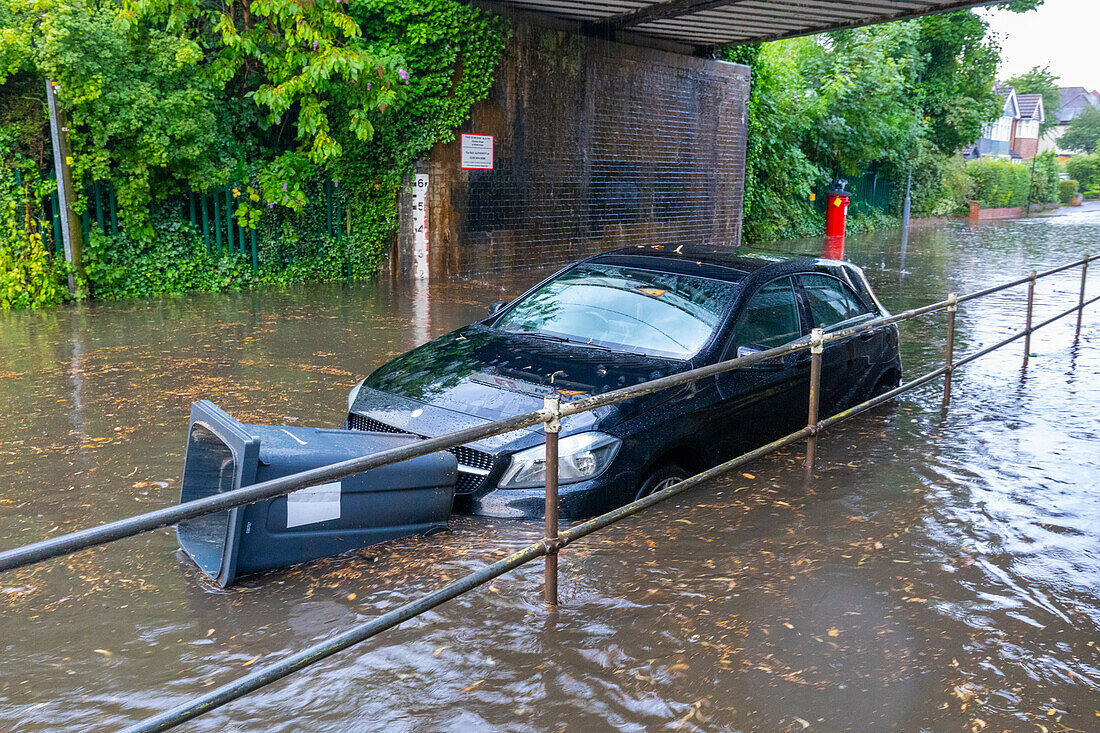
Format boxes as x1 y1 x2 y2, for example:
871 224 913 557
586 244 847 282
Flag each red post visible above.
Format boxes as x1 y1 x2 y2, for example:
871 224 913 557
824 182 849 259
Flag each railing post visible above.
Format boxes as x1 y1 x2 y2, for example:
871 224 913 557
805 328 824 472
542 396 562 606
943 293 958 408
1023 270 1036 368
1077 257 1089 337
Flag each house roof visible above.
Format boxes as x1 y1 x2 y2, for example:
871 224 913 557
995 85 1020 119
475 0 1004 54
1016 93 1045 123
1060 86 1089 107
1056 86 1100 123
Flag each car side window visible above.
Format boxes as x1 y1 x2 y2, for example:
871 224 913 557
800 274 871 329
732 277 801 349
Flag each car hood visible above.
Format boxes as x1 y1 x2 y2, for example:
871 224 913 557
358 325 690 436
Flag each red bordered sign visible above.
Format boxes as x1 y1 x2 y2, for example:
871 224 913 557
460 134 494 170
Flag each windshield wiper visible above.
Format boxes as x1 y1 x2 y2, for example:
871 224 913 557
516 331 619 353
515 331 569 343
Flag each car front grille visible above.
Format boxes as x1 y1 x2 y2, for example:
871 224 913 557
346 412 496 495
347 413 407 434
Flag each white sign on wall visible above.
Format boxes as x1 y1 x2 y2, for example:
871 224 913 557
460 134 494 170
411 173 429 280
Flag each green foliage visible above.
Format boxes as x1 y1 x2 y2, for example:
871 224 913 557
0 0 502 232
1027 151 1059 205
910 11 1001 155
1059 179 1079 205
83 216 377 300
0 0 505 303
895 141 971 217
725 42 824 241
966 159 1030 208
995 0 1045 11
0 72 47 163
333 0 506 269
1064 154 1100 189
803 25 923 176
27 0 225 241
0 166 67 309
1007 65 1061 134
725 6 1035 240
847 207 898 235
935 154 974 216
1061 107 1100 154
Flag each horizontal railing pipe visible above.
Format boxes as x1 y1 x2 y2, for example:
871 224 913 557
953 293 1100 371
0 411 550 573
120 541 548 733
955 254 1098 305
0 336 850 573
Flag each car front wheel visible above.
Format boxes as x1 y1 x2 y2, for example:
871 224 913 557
635 464 690 501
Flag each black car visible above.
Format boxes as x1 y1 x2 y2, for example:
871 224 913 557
346 246 901 519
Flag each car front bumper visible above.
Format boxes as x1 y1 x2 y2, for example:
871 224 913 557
458 458 638 519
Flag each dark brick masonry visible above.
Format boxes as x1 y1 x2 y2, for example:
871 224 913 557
393 22 749 280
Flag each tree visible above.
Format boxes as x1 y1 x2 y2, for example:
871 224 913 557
807 24 923 176
1007 65 1061 134
725 40 826 241
0 0 409 238
1061 107 1100 154
909 11 1001 155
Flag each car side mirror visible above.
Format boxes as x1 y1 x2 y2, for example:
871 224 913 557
736 344 782 370
488 301 507 316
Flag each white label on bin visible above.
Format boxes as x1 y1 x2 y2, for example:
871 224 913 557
286 481 341 528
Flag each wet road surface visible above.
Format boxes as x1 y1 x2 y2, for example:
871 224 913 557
1 206 1099 731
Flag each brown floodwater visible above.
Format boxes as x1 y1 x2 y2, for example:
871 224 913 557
2 206 1099 732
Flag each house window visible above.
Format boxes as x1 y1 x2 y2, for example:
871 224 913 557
1018 120 1039 138
991 117 1013 142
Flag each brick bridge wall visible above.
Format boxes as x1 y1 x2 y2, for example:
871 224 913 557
392 22 749 280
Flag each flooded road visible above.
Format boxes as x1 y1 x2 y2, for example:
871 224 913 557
2 206 1099 732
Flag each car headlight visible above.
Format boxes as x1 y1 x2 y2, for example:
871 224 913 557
347 377 366 411
498 432 621 489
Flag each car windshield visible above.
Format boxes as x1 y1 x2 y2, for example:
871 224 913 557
495 263 740 358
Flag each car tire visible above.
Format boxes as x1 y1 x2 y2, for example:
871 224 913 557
635 464 690 501
872 370 901 397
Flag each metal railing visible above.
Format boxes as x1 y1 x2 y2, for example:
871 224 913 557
1 254 1096 733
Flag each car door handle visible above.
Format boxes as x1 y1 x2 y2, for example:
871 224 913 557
859 330 875 341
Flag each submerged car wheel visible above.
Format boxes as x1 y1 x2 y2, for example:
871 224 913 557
635 464 690 501
872 370 901 397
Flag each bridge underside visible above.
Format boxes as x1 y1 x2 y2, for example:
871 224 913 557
475 0 1000 55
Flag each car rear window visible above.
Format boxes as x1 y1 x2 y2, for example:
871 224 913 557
495 264 740 358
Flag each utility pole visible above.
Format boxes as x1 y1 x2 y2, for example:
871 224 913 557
902 168 912 230
900 167 912 270
46 78 84 294
1026 154 1038 217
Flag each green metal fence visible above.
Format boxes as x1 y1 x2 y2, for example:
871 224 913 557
816 171 895 217
11 172 348 274
846 171 893 215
